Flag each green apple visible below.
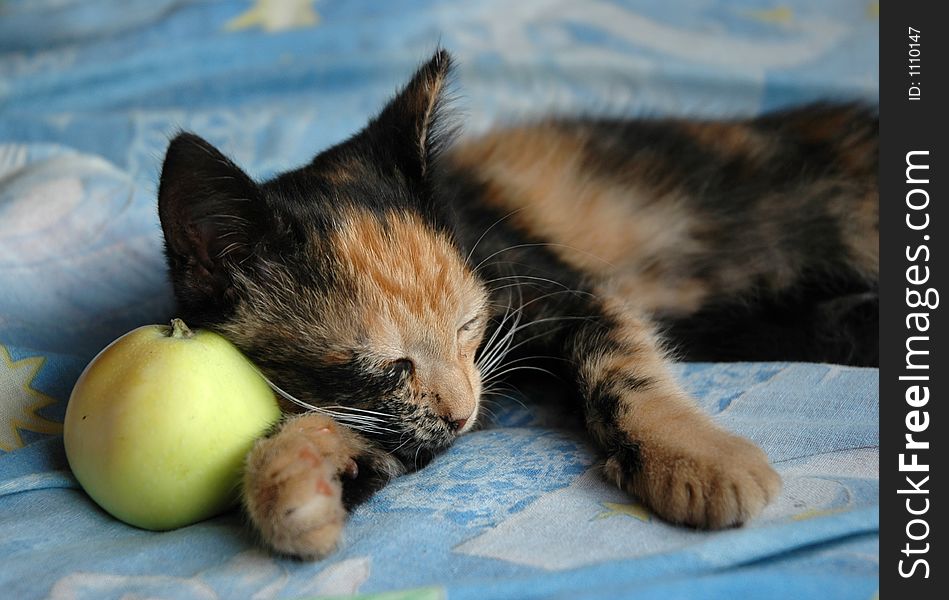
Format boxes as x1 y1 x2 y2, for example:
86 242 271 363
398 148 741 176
64 319 281 531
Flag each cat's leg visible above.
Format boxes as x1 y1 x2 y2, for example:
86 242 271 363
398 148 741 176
242 413 399 559
564 294 781 528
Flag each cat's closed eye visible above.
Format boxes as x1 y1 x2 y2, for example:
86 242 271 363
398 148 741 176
458 317 479 335
389 358 415 380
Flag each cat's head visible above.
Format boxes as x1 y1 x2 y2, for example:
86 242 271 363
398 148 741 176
157 50 489 463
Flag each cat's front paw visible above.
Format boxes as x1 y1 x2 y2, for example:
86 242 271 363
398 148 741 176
604 426 781 529
243 414 359 559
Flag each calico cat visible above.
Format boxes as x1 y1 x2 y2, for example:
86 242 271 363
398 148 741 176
157 50 878 558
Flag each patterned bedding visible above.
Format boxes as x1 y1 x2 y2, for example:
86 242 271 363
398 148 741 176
0 1 879 598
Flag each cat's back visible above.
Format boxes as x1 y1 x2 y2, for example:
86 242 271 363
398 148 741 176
445 103 878 314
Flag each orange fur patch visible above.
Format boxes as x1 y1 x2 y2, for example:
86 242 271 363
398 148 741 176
450 126 711 314
679 121 773 161
329 209 486 422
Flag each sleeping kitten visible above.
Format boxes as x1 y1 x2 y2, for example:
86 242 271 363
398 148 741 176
157 50 878 558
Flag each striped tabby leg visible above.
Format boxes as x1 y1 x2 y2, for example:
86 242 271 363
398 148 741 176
566 295 781 527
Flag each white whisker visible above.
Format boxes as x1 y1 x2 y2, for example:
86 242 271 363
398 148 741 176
260 374 401 434
464 207 525 267
473 241 614 275
482 365 560 385
318 405 396 418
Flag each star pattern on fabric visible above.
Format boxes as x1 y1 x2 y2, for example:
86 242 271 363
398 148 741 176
225 0 321 33
744 6 794 26
0 345 63 451
592 501 652 522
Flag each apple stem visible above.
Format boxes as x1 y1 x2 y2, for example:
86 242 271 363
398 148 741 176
170 318 195 339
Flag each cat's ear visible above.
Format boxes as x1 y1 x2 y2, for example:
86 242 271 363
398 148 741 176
370 48 455 180
157 132 264 310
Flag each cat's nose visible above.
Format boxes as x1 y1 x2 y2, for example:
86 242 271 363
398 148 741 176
443 414 470 432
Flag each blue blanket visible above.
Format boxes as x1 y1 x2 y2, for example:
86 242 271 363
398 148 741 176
0 1 879 598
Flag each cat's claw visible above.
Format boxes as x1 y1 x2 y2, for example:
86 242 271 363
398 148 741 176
605 427 781 529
